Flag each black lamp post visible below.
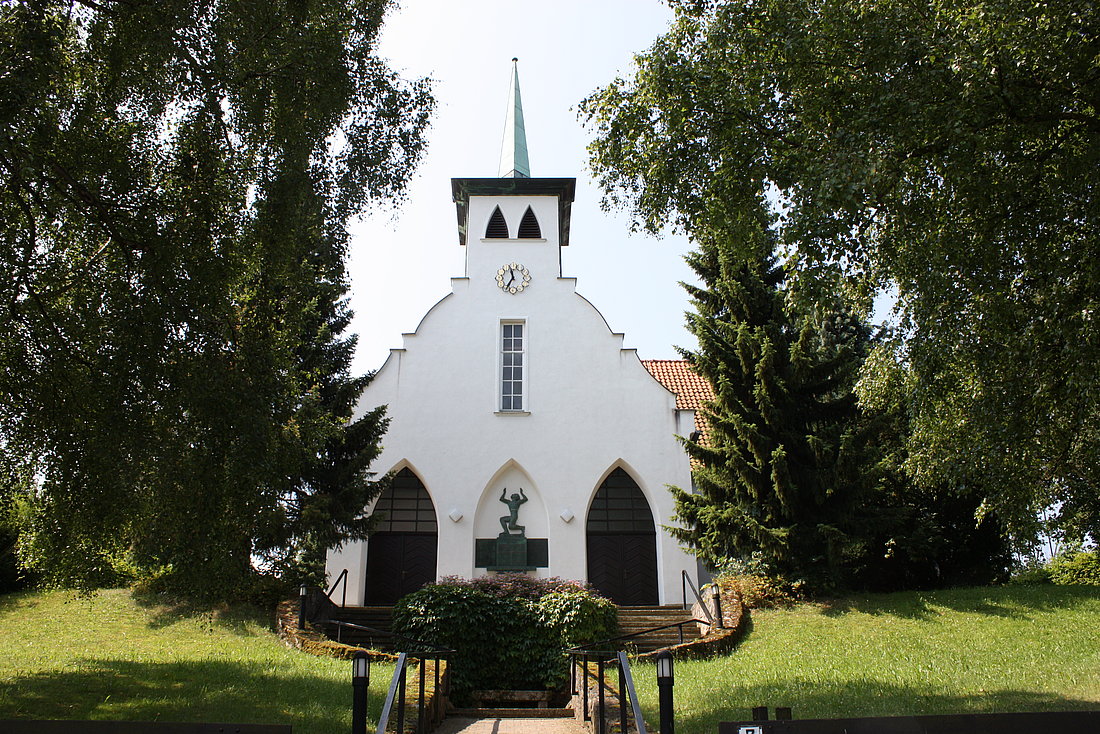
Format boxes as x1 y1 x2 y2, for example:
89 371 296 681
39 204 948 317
656 650 674 734
711 586 724 629
298 585 308 630
351 651 370 734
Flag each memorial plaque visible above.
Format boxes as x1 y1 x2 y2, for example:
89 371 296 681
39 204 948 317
475 538 547 569
495 533 528 568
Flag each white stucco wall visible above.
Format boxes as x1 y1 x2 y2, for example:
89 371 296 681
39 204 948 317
326 188 697 605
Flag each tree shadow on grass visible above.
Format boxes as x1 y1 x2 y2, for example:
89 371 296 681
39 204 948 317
130 590 273 635
0 658 387 734
659 679 1100 734
817 585 1100 620
0 588 272 637
0 590 46 616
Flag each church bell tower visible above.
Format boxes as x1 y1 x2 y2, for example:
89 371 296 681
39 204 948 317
452 59 576 292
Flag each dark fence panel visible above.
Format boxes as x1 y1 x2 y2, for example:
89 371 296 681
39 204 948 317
719 710 1100 734
0 721 292 734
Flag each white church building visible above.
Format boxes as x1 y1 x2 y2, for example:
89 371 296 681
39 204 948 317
326 62 709 607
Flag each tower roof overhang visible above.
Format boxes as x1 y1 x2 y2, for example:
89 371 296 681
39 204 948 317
452 177 576 246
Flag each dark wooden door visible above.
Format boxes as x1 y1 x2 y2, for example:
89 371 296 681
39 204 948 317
363 468 438 605
365 532 438 605
586 468 659 605
586 533 659 605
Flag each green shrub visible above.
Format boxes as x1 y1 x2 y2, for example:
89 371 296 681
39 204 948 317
711 556 803 608
717 573 803 608
1048 550 1100 586
1008 559 1053 586
391 574 618 704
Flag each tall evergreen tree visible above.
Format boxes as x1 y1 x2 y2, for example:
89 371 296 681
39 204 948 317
671 232 1012 590
671 232 874 588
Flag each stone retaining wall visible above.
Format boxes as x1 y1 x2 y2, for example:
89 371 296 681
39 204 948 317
275 599 398 661
631 585 748 661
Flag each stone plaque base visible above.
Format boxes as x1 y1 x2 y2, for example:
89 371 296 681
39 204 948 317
494 533 528 569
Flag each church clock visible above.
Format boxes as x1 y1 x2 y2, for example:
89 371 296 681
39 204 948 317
496 262 531 294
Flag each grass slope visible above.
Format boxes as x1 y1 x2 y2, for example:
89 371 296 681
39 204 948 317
0 589 394 733
4 585 1099 733
631 585 1100 733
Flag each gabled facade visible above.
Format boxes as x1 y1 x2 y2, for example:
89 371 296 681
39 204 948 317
326 62 701 606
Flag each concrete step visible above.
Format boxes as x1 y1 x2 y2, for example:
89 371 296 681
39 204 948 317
618 626 701 636
324 605 396 648
448 709 574 719
321 604 702 653
614 605 700 651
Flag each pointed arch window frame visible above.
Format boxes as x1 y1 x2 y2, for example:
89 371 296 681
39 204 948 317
485 205 510 239
585 467 656 534
372 467 438 533
517 206 542 239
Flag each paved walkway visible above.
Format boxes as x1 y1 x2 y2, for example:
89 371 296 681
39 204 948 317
433 716 590 734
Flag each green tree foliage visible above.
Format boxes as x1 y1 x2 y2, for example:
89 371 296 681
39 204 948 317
582 0 1100 544
1048 549 1100 586
848 389 1012 589
392 575 618 705
671 230 880 588
0 461 34 593
673 234 1011 590
0 1 433 599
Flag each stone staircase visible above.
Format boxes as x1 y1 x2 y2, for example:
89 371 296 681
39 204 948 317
323 605 394 648
322 603 701 654
615 605 701 652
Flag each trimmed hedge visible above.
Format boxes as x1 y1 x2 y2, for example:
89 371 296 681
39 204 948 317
391 574 618 705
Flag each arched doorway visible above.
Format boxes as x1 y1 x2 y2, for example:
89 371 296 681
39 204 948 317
586 468 659 605
365 468 438 604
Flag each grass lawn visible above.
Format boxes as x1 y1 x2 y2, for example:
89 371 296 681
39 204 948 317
631 585 1100 733
4 584 1099 733
0 588 395 733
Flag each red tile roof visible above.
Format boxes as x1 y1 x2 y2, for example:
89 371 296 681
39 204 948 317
642 359 714 412
642 360 715 444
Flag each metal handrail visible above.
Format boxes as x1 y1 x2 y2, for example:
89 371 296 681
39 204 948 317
326 567 348 607
682 569 714 624
325 619 455 654
567 617 709 654
375 644 452 734
618 650 649 734
567 649 649 734
375 652 407 734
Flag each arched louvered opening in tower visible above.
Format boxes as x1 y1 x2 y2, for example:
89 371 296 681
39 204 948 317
485 206 509 238
518 206 541 239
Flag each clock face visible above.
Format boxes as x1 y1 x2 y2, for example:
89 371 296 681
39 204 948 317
496 262 531 294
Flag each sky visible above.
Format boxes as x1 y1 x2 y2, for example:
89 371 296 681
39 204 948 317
345 1 697 374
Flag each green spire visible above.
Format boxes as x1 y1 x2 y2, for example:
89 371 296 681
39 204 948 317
498 58 530 178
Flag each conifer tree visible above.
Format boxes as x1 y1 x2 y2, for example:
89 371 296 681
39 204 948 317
670 233 873 588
